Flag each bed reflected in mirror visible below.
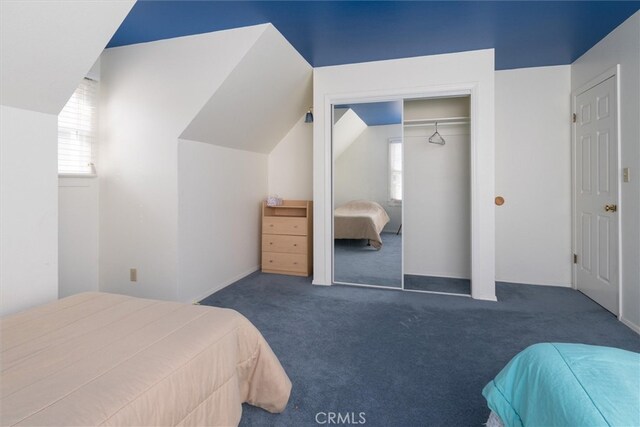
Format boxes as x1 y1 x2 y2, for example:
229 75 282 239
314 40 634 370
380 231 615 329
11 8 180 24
332 102 403 288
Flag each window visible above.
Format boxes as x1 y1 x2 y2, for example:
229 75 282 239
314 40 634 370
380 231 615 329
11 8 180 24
389 138 402 204
58 78 98 175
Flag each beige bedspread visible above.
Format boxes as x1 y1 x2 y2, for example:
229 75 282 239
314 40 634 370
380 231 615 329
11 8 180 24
0 292 291 426
334 200 390 249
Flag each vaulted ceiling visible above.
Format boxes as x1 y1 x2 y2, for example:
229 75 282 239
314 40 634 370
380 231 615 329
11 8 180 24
1 0 134 113
108 1 639 70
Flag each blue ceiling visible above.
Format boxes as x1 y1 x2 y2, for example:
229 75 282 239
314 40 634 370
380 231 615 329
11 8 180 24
336 101 403 126
108 1 640 70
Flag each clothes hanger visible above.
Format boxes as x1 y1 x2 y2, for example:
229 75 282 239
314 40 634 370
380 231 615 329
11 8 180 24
429 122 445 145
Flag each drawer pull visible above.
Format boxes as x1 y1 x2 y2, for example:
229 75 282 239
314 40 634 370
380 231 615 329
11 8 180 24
269 242 273 245
293 262 298 265
269 260 273 263
293 244 297 247
269 224 274 227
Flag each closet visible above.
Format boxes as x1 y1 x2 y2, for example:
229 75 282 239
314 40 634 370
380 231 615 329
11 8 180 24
331 96 471 296
403 96 471 295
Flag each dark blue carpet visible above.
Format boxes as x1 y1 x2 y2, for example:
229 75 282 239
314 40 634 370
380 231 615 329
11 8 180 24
404 274 471 295
334 232 401 287
200 273 640 427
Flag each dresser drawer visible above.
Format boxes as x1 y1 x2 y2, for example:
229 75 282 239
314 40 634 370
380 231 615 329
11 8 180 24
263 234 307 254
262 252 307 273
263 217 307 235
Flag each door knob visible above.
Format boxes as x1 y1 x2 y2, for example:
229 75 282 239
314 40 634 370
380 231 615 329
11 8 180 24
605 204 618 212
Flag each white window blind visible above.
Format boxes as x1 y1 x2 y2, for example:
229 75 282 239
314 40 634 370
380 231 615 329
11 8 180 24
389 138 403 203
58 78 98 175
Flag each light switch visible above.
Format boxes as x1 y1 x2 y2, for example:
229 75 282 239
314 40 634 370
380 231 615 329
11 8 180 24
623 167 630 183
130 268 137 282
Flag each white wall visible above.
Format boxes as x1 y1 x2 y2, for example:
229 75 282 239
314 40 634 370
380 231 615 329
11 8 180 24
268 115 313 200
178 140 267 302
0 1 133 315
495 65 572 286
404 121 471 279
99 26 268 301
313 49 496 301
1 106 58 315
572 12 640 332
58 178 99 298
334 125 402 231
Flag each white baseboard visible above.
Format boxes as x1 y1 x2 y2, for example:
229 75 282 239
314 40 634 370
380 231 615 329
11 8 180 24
620 316 640 335
495 279 572 288
312 279 330 286
191 266 259 304
473 295 498 302
312 282 331 286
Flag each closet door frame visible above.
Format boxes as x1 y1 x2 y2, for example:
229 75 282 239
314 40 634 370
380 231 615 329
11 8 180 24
324 83 496 301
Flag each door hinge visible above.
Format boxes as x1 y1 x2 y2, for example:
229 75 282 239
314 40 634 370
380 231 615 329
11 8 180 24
573 253 578 264
572 113 577 123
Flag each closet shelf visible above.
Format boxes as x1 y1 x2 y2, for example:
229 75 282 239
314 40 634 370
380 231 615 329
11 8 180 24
403 116 470 128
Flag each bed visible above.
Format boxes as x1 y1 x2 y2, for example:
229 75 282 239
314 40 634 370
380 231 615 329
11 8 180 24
334 200 390 249
0 292 291 426
482 343 640 427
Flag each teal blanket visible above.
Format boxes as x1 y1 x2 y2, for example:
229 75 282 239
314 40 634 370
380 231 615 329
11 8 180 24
483 343 640 427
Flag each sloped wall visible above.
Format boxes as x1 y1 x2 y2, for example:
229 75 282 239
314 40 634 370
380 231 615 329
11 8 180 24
176 26 313 302
0 0 134 315
99 25 268 301
180 26 312 153
332 109 367 158
100 24 313 303
0 0 134 114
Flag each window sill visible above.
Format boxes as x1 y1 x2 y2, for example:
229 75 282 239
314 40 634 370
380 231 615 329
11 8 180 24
58 173 97 179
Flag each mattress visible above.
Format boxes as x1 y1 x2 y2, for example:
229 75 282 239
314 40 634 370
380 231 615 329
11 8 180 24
334 200 390 249
482 343 640 427
1 292 291 426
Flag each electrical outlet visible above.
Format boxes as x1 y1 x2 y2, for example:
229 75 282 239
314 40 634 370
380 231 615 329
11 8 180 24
623 167 630 183
130 268 137 282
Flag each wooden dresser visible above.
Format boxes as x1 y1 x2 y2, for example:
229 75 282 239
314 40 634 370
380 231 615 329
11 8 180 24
262 200 313 276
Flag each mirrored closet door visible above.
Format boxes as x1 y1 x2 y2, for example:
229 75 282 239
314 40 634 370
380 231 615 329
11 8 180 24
332 102 403 288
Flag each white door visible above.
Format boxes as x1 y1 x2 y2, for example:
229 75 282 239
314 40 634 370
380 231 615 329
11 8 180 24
575 76 618 315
